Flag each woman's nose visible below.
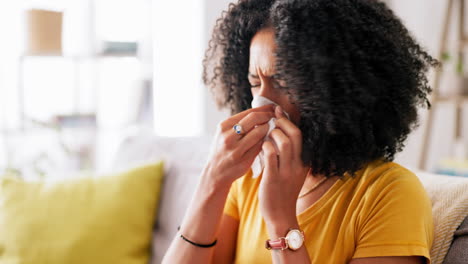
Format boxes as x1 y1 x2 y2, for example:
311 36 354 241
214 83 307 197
257 77 276 99
258 85 273 99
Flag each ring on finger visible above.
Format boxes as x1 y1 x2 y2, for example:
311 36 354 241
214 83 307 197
233 124 244 135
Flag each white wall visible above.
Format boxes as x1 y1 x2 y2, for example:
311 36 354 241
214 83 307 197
389 0 468 171
152 0 230 137
153 0 204 137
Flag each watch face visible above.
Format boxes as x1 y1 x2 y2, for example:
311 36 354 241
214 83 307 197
287 230 304 250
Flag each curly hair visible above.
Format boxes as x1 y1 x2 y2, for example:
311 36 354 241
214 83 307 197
203 0 438 177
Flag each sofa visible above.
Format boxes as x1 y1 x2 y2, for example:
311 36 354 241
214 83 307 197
112 132 468 264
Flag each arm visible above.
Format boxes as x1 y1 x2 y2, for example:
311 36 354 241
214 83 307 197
259 107 430 264
162 105 275 264
265 219 311 264
258 106 311 264
163 179 240 263
162 174 231 264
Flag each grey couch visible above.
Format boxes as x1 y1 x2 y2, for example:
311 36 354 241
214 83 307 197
443 216 468 263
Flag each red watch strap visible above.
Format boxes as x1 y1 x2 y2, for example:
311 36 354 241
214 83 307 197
265 237 288 250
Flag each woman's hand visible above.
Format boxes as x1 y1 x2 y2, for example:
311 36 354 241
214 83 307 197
164 105 275 264
203 104 276 189
258 106 309 225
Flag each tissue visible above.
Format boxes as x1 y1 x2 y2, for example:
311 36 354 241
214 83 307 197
250 96 290 178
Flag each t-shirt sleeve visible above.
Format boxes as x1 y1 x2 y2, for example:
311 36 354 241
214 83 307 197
353 169 434 263
223 177 240 220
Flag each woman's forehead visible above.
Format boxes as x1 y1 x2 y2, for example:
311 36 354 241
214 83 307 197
249 28 277 76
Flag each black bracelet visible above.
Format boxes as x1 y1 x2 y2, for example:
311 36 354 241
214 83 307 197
177 226 218 248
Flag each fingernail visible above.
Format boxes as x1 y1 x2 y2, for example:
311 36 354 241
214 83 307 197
275 105 283 116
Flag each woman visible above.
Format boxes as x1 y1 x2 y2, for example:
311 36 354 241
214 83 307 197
163 0 437 263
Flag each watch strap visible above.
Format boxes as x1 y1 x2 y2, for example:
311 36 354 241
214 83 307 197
265 228 305 251
265 237 288 250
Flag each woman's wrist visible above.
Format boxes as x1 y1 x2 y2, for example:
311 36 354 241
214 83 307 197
178 175 231 245
200 164 235 194
265 216 300 238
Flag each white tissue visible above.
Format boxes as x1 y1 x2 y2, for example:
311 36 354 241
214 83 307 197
250 96 289 178
251 95 277 109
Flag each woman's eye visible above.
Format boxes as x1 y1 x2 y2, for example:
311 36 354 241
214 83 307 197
250 84 260 88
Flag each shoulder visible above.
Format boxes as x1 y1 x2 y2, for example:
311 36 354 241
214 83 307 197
352 160 432 216
353 160 433 239
357 160 428 199
338 160 433 219
351 160 433 260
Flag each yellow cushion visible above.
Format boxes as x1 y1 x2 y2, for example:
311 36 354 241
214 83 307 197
0 162 164 264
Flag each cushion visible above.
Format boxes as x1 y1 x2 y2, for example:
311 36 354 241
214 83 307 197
443 216 468 264
415 172 468 264
0 162 164 264
113 134 212 264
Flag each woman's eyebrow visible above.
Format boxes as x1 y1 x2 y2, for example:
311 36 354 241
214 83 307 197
248 73 259 79
248 72 273 79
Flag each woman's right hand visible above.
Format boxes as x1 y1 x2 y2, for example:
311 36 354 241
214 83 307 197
203 104 276 188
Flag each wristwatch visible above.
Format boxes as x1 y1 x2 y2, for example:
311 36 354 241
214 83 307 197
265 229 305 251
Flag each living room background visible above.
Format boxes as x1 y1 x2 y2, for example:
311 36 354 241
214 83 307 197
0 0 466 178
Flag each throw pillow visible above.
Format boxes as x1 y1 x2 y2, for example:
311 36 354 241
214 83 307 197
0 162 164 264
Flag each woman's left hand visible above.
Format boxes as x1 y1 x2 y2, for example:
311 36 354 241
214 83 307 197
258 106 309 226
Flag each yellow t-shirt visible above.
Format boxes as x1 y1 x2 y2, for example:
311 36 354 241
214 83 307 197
224 160 434 264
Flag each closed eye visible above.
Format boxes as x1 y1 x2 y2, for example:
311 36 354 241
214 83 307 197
248 73 260 88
